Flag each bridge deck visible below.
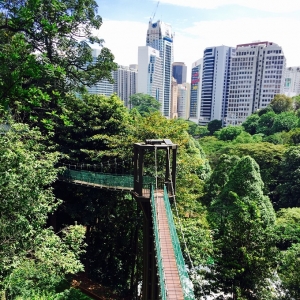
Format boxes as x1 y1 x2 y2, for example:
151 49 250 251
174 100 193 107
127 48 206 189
154 191 184 300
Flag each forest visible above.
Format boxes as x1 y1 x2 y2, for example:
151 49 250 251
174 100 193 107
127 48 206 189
0 0 300 299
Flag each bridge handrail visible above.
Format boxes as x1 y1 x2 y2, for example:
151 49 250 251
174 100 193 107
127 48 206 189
150 185 167 300
61 169 156 190
163 186 195 300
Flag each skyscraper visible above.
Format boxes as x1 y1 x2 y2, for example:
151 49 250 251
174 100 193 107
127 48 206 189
199 46 234 125
146 20 174 117
137 46 163 105
113 65 138 108
189 59 203 124
226 41 286 125
172 62 187 84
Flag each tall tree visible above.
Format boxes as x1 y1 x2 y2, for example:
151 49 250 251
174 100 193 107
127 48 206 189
0 0 117 126
208 156 277 299
0 121 86 297
270 94 293 114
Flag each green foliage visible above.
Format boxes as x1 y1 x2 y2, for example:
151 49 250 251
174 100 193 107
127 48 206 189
289 127 300 144
293 95 300 110
277 146 300 208
257 105 274 116
208 156 277 299
271 111 298 134
278 243 300 299
263 133 284 144
242 113 260 134
257 111 276 135
54 93 132 162
233 131 263 144
202 154 240 206
0 122 86 297
276 208 300 250
207 119 222 135
129 93 161 116
215 125 243 141
0 0 117 126
270 94 293 114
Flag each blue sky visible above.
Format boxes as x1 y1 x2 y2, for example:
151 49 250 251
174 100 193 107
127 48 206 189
96 0 300 79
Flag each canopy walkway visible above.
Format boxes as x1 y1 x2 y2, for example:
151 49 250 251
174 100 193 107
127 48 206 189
59 139 195 300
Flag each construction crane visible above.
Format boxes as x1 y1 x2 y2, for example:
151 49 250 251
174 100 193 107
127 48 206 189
150 1 160 22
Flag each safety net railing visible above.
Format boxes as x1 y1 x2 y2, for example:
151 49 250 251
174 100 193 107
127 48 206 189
163 186 195 300
61 169 156 190
150 185 167 300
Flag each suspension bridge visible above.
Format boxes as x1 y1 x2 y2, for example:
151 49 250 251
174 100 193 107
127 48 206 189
59 139 195 300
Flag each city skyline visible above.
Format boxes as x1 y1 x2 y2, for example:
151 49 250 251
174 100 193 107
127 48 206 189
96 0 300 78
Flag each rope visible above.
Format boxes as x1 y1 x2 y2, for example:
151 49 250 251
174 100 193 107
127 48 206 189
166 148 207 299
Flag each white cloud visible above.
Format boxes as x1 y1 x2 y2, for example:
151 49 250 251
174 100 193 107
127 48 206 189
157 0 300 13
97 20 148 66
97 17 300 81
174 17 300 76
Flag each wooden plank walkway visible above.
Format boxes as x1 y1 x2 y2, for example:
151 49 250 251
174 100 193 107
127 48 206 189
154 191 184 300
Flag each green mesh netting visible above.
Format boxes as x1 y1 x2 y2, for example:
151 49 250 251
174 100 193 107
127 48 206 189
163 187 195 300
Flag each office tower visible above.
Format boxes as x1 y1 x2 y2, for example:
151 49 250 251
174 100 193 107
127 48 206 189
284 67 300 97
189 59 203 124
172 62 187 84
113 65 138 107
137 46 163 104
171 77 178 118
86 49 113 96
226 41 286 125
200 46 234 126
147 20 174 117
177 83 189 119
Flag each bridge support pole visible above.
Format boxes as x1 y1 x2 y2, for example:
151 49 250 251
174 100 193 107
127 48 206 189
132 139 178 300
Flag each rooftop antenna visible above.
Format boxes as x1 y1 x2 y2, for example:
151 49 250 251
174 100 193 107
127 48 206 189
150 1 160 22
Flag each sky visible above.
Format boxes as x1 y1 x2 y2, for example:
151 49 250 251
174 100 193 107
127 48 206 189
95 0 300 80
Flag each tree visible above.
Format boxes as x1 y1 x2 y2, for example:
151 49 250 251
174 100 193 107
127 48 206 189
270 94 293 114
215 125 243 141
293 95 300 110
0 121 86 297
0 0 117 127
208 156 277 299
129 93 161 116
202 154 240 206
278 243 300 299
275 208 300 250
54 93 132 163
256 111 276 136
270 111 298 134
242 113 260 134
207 119 222 135
277 146 300 208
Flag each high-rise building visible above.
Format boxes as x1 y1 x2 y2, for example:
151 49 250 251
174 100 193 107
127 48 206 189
177 83 189 119
200 46 234 125
146 20 174 117
137 46 163 105
284 67 300 97
113 65 138 108
189 59 203 124
171 77 178 118
226 41 286 125
172 62 187 84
